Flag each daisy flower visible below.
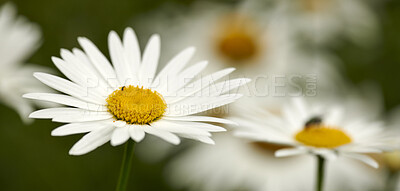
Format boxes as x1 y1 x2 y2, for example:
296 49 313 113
167 135 384 191
0 3 49 123
375 106 400 191
232 96 392 190
23 27 250 156
134 1 296 76
271 0 379 46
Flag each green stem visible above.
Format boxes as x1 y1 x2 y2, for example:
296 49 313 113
316 155 326 191
116 140 135 191
384 170 399 191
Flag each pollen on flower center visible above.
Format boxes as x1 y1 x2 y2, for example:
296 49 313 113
295 124 352 148
106 85 167 125
217 31 258 61
215 14 260 62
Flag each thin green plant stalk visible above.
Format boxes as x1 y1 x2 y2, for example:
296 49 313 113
116 140 135 191
384 170 399 191
316 155 326 191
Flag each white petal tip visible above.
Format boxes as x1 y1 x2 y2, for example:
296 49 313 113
110 140 125 147
68 149 81 156
227 67 236 72
206 140 215 145
77 37 89 44
59 48 69 53
124 27 134 32
131 138 144 143
28 112 39 119
22 94 31 99
167 138 181 145
51 131 61 136
274 152 284 157
229 121 239 126
151 34 161 39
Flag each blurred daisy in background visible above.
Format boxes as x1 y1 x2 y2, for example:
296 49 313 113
167 135 384 191
232 96 391 167
270 0 380 46
132 0 349 101
23 27 249 155
166 85 386 191
230 82 395 190
374 106 400 191
133 1 297 76
0 3 51 124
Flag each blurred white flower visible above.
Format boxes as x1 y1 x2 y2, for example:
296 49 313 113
167 84 387 191
134 1 298 76
167 134 384 191
232 96 392 168
0 3 49 123
377 106 400 191
270 0 379 46
24 27 250 155
132 0 345 108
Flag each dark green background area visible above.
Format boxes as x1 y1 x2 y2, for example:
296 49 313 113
0 0 399 190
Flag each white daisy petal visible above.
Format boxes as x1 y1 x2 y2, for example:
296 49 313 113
23 93 107 111
153 46 195 88
343 153 379 168
29 107 86 119
168 68 236 103
129 125 145 142
167 94 243 116
275 147 308 157
122 27 141 75
51 121 110 136
110 126 130 146
139 34 160 88
78 37 118 87
162 116 237 125
69 126 114 155
338 145 383 154
112 120 127 128
52 56 87 87
199 78 251 97
33 72 106 105
71 48 110 87
52 111 113 123
151 120 212 136
234 130 296 146
162 121 226 132
158 61 208 96
108 30 131 85
56 50 110 96
144 125 181 145
179 134 215 145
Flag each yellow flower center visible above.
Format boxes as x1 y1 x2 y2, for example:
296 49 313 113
214 13 261 62
295 124 352 148
106 85 167 125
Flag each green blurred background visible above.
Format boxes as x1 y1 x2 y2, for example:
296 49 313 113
0 0 399 190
